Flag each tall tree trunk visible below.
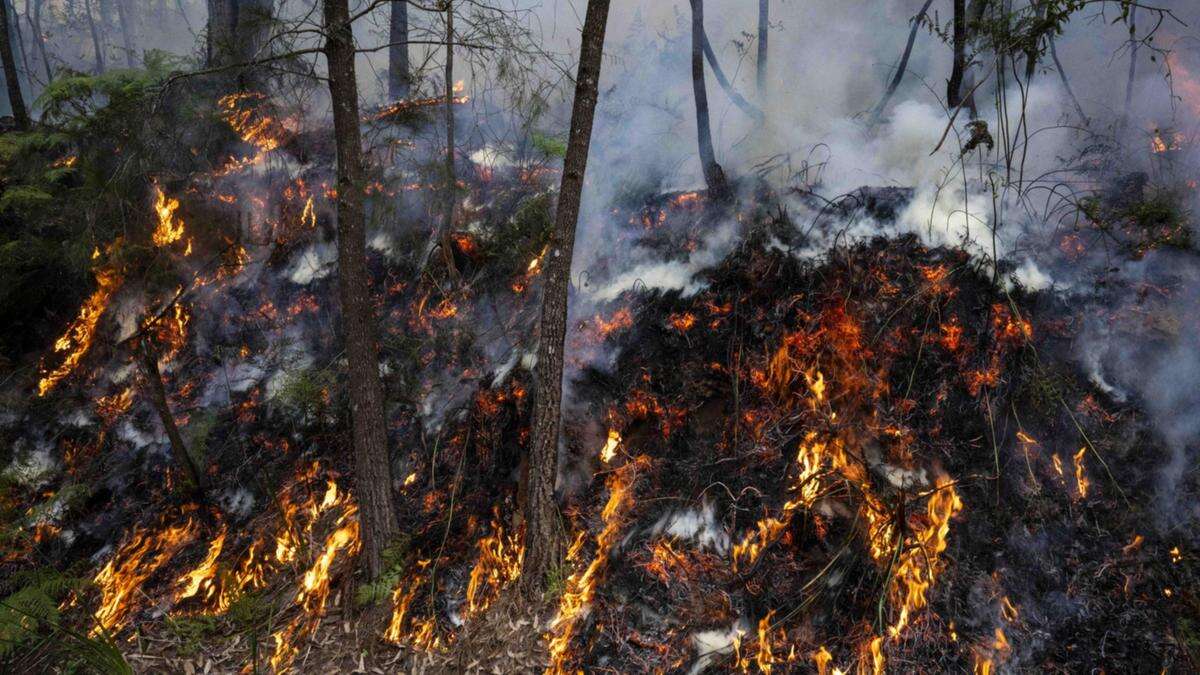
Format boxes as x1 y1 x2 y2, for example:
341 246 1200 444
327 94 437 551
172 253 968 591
323 0 399 580
520 0 610 599
0 0 28 129
138 339 207 495
869 0 934 127
698 25 763 123
1049 35 1086 125
439 1 458 280
756 0 768 98
29 0 52 83
206 0 272 71
948 0 966 109
689 0 729 200
388 0 409 100
1122 5 1138 123
84 0 107 73
115 0 136 68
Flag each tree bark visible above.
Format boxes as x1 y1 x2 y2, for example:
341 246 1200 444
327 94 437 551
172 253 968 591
756 0 768 98
29 0 52 83
206 0 272 70
323 0 399 580
84 0 107 73
698 25 763 123
1122 5 1138 123
388 0 410 100
114 0 136 68
689 0 729 200
0 0 28 129
948 0 966 109
138 339 207 495
869 0 934 127
439 1 459 280
1049 36 1086 125
520 0 610 599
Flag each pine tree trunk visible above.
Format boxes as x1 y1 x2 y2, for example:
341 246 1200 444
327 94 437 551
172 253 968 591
388 0 409 100
29 0 53 83
756 0 768 98
206 0 272 70
323 0 399 580
138 339 207 495
689 0 728 200
948 0 965 109
114 0 135 68
869 0 934 127
440 1 458 280
519 0 611 599
0 0 28 129
84 0 107 73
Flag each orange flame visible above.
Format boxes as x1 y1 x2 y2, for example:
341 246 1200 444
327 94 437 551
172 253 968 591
37 245 123 396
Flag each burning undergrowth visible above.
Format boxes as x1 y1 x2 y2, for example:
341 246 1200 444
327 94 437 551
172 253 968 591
1 86 1197 674
544 225 1196 672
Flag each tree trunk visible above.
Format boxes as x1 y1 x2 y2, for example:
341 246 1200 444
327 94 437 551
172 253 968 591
756 0 768 98
138 339 207 495
698 25 763 123
323 0 399 580
29 0 52 83
1049 36 1086 125
0 0 28 129
440 1 459 280
84 0 107 73
948 0 965 109
689 0 729 200
206 0 272 70
869 0 934 127
114 0 135 68
1123 5 1138 123
519 0 611 599
388 0 409 100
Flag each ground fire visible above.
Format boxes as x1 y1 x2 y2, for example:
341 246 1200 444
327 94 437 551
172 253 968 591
1 1 1199 674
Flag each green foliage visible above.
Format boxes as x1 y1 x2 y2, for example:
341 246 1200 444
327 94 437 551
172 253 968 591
184 410 220 469
164 615 220 656
272 367 335 420
543 562 569 601
0 568 79 660
223 590 273 634
530 131 567 159
355 538 410 607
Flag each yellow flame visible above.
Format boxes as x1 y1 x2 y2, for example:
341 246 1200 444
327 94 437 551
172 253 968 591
37 244 123 396
152 185 187 248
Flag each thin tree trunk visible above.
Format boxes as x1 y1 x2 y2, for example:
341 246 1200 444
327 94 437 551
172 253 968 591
388 0 409 99
756 0 768 98
440 1 458 280
323 0 399 580
1123 5 1138 123
959 0 989 119
1023 0 1046 85
948 0 965 108
85 0 107 73
869 0 934 127
138 339 207 495
11 0 31 87
29 0 52 83
698 25 763 123
520 0 610 599
689 0 729 200
1049 36 1086 124
0 0 28 129
115 0 135 68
